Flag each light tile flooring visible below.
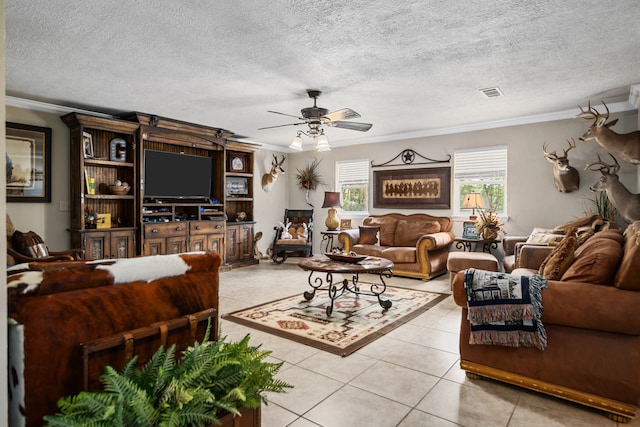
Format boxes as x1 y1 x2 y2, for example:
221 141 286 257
219 260 638 427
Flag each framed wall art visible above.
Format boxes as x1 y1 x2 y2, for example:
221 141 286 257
6 122 52 203
227 152 248 173
373 167 450 209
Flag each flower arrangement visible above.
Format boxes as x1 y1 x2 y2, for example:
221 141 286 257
475 208 504 239
296 158 326 206
296 158 325 191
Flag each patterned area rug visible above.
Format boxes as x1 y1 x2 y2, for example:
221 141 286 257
222 286 448 357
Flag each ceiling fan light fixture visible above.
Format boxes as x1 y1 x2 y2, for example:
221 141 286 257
289 134 303 151
316 133 331 152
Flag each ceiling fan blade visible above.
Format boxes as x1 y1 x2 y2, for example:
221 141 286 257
330 121 373 132
323 108 361 121
258 122 303 130
267 110 305 120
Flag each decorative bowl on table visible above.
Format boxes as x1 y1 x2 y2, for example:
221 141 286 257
324 252 368 263
109 185 130 195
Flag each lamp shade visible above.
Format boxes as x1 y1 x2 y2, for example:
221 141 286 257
461 193 484 210
322 191 342 208
316 134 331 152
289 135 303 151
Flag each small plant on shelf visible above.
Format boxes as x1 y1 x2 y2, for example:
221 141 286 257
43 322 292 426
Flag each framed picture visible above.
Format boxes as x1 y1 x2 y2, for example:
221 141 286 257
226 176 249 196
339 219 352 230
373 167 450 209
83 132 94 158
6 122 52 203
227 152 248 173
462 221 480 239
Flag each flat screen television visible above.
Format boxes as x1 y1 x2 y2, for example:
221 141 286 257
144 150 213 199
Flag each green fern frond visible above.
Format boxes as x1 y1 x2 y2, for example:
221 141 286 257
44 320 293 426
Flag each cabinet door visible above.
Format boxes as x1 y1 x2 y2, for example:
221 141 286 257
84 232 110 260
239 224 254 260
167 236 186 254
144 238 166 256
207 233 224 255
110 230 136 258
189 234 207 252
226 225 239 262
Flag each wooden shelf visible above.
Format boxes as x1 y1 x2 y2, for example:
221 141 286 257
85 158 135 168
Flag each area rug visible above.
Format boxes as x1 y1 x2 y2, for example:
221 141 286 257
222 287 448 357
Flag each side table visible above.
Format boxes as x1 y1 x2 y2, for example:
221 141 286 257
320 230 343 253
454 237 500 254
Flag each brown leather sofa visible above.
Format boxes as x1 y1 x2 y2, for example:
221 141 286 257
7 252 221 427
451 223 640 422
338 213 454 280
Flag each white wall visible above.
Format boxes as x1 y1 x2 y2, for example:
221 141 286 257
6 106 71 251
252 149 289 257
1 2 8 424
285 110 638 254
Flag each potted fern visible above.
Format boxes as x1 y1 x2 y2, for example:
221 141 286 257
43 323 291 427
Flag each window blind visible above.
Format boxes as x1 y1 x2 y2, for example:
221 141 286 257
454 147 507 179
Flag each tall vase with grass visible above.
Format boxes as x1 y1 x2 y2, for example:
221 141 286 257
583 192 617 222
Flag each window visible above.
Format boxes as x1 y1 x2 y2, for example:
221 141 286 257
336 159 369 214
454 146 507 217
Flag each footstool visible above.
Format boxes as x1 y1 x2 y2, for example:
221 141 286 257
447 251 499 284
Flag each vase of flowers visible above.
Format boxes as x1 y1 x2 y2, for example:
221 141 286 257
475 208 504 240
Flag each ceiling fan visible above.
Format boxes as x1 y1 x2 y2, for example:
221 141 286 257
259 89 373 151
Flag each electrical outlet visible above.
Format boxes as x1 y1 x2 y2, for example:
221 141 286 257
59 201 70 212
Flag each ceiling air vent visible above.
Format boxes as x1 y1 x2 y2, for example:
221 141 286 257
479 87 503 98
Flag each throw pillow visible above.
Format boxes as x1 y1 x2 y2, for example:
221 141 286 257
363 217 397 246
538 227 578 280
615 221 640 290
526 227 564 245
12 230 50 258
561 231 623 285
394 220 441 247
359 226 379 245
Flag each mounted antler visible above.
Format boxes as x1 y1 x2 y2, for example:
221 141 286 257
585 152 620 175
584 153 640 223
576 100 640 164
261 154 286 192
542 139 580 193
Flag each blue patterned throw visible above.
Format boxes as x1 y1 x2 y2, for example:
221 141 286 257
464 268 547 350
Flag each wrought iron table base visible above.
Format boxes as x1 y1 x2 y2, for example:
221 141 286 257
303 270 393 316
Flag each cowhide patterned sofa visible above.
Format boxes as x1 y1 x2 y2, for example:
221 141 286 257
7 252 221 427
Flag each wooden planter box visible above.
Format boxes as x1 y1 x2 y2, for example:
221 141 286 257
216 406 261 427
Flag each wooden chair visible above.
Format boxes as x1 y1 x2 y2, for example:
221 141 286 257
6 214 83 265
271 209 313 264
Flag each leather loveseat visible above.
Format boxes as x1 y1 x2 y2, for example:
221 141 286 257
7 252 221 427
451 222 640 422
338 213 454 280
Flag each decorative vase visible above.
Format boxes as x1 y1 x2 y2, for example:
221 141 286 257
482 228 499 240
325 207 340 231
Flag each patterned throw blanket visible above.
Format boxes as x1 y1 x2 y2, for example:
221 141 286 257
464 268 547 351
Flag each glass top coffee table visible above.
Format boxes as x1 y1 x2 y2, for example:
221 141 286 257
297 256 394 316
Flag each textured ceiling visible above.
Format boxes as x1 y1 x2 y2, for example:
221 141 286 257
5 1 640 150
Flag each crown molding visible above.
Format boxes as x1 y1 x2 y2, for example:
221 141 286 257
5 96 115 118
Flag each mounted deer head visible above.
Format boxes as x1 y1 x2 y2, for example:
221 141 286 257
542 139 580 193
576 100 640 165
585 153 640 223
261 154 286 192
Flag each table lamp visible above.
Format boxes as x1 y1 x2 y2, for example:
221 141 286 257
461 193 484 220
322 191 342 231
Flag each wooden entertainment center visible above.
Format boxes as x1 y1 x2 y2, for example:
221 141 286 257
62 112 259 268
